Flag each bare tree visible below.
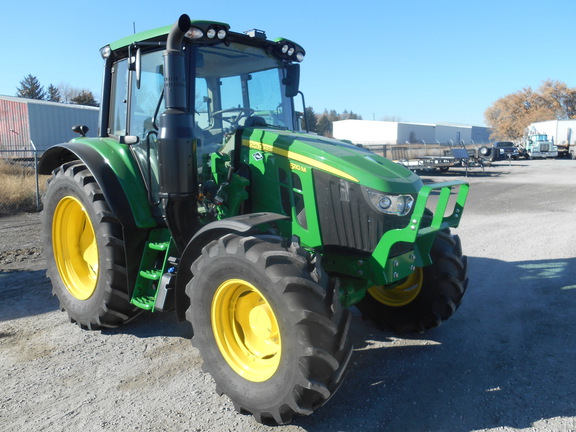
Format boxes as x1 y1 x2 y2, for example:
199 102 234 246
484 80 576 141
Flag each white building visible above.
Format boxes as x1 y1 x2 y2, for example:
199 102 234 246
332 119 491 146
527 119 576 146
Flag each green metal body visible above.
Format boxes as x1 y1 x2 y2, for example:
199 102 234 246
231 128 468 306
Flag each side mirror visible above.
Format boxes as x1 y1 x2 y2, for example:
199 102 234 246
284 63 300 98
72 125 89 137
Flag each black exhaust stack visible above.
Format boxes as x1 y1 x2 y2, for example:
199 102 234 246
158 14 198 252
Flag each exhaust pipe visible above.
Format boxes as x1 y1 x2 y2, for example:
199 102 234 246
157 14 199 252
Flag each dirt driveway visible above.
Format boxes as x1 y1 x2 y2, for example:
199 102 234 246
1 159 575 432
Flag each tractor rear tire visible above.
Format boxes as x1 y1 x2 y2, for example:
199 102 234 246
42 162 140 329
185 234 352 425
356 229 468 334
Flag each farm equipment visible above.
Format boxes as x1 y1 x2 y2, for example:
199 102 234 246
39 15 469 424
390 146 456 172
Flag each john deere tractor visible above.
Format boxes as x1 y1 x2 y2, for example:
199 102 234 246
39 15 469 424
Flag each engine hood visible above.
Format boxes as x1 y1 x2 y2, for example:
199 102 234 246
241 128 423 194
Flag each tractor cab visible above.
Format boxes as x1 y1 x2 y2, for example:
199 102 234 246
101 21 304 208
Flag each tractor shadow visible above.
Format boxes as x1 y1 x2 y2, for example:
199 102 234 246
0 269 57 323
295 255 576 432
101 306 193 339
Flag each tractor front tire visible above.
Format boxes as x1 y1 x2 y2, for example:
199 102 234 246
357 229 468 334
185 234 352 425
42 162 140 329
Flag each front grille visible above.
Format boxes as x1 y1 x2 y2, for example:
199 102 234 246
540 144 549 152
313 171 413 255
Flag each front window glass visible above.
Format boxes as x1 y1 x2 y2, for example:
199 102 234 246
194 42 294 158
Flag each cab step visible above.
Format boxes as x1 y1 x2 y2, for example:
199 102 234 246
131 229 175 311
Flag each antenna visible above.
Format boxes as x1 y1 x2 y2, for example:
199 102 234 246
133 22 136 34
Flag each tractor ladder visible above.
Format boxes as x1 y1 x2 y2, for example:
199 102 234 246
131 228 176 312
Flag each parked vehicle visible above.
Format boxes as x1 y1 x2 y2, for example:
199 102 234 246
523 133 558 159
478 141 518 161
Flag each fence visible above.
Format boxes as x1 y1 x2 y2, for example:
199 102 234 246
360 142 489 160
0 145 44 215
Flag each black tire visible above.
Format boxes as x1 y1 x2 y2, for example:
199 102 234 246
185 234 352 425
42 162 140 329
356 229 468 334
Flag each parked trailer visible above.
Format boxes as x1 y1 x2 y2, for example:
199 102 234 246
393 147 455 172
367 144 486 173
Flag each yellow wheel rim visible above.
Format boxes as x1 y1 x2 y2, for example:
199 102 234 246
211 279 281 382
368 268 423 307
52 196 99 300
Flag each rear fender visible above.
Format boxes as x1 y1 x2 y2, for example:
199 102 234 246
39 139 157 229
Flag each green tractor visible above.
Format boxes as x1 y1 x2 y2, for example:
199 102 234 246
39 14 469 424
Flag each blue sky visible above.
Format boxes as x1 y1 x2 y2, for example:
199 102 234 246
1 0 574 126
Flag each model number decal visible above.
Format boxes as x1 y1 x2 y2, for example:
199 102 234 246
290 162 307 173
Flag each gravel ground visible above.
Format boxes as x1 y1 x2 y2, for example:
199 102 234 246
1 159 575 432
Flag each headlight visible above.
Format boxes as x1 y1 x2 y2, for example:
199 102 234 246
186 27 204 39
396 195 414 215
100 45 111 59
365 188 414 216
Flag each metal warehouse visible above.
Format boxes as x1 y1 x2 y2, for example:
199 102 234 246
332 119 491 146
0 95 99 153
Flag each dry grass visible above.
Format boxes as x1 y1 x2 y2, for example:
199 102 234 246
0 159 47 215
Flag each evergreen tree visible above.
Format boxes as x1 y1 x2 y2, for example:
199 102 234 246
16 74 46 100
303 106 318 132
316 114 332 137
46 84 61 102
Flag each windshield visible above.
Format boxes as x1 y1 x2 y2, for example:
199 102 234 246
194 42 294 154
